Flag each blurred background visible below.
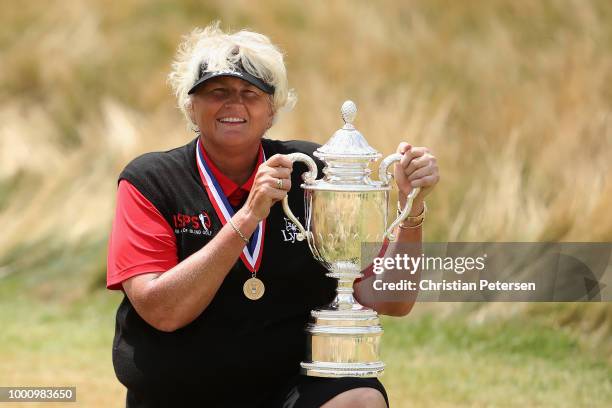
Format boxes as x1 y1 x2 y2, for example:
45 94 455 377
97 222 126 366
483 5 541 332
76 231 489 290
0 0 611 406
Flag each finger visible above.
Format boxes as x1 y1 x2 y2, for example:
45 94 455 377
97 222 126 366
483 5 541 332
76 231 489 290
399 148 424 169
264 185 288 201
405 147 428 161
408 163 433 181
264 175 292 191
266 154 294 169
405 154 434 175
280 178 292 191
267 166 292 179
271 177 292 191
399 151 412 168
399 147 426 168
411 174 438 188
255 164 290 183
396 142 411 154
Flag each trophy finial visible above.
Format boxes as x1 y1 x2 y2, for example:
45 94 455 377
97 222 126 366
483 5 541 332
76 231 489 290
341 100 357 126
315 99 379 162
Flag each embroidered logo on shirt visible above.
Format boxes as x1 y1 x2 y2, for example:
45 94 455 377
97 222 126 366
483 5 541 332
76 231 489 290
282 217 301 243
172 211 213 236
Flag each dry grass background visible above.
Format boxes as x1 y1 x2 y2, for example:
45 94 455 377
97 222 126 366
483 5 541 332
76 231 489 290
0 0 611 406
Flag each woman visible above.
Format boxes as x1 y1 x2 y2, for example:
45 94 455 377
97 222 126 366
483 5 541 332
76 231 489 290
107 23 439 408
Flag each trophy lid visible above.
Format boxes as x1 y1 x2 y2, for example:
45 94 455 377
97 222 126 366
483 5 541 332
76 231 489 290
314 101 381 161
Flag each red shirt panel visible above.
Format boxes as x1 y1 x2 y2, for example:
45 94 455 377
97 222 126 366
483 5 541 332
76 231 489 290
106 180 179 290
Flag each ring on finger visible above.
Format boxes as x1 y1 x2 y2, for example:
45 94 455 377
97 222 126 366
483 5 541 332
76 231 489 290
276 178 283 189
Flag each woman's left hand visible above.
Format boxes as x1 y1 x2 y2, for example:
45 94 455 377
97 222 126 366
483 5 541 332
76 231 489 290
393 142 439 212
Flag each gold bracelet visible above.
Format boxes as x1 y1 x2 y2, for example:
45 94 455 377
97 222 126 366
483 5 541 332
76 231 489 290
228 217 249 244
397 201 427 222
398 218 424 229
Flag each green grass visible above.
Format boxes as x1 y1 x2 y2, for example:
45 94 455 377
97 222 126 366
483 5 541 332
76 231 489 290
0 291 125 407
381 312 612 407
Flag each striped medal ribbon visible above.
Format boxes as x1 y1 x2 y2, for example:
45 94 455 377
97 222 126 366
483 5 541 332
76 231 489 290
195 139 266 299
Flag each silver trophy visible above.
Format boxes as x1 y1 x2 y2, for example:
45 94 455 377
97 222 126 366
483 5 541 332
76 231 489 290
282 100 420 378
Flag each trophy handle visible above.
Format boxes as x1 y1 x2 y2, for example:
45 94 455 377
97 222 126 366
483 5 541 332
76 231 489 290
281 153 318 242
379 153 421 241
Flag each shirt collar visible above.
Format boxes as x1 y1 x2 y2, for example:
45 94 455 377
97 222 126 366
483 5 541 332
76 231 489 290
199 143 263 198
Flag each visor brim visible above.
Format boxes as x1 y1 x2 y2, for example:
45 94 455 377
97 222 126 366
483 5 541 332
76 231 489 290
187 70 275 95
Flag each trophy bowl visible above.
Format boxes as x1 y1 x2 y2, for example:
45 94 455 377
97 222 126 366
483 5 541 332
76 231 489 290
282 101 420 378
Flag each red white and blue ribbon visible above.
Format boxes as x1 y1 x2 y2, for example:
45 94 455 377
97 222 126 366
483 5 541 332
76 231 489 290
195 139 265 273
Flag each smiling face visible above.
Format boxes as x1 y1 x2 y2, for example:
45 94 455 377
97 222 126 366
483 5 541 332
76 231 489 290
189 76 274 151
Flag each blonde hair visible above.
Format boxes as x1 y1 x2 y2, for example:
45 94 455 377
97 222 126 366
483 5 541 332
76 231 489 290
168 22 296 129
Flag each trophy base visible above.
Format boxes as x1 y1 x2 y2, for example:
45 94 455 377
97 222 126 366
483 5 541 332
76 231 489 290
301 305 385 378
301 361 385 378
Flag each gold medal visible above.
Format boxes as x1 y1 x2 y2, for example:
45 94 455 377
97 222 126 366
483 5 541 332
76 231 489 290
243 277 265 300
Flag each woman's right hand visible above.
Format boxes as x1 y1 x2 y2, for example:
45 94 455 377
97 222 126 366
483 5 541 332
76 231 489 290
243 154 293 221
